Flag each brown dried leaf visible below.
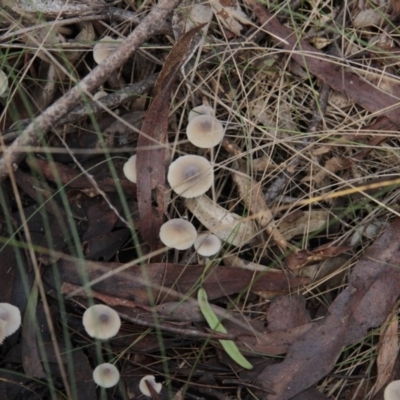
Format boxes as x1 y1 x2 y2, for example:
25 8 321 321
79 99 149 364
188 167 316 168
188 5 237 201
253 217 400 400
374 311 399 395
286 245 351 270
279 210 329 241
267 295 311 331
312 157 353 185
48 261 309 306
210 0 252 35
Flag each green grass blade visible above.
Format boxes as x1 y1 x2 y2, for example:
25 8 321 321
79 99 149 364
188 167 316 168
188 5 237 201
197 288 253 370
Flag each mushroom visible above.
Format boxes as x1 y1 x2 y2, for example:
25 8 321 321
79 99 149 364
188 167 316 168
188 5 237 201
159 219 197 250
186 115 224 148
93 90 108 100
93 363 120 388
0 321 7 344
167 155 214 198
0 69 8 98
123 155 137 183
93 36 121 64
82 304 121 340
93 36 124 89
384 380 400 400
139 375 162 397
194 233 221 257
0 303 21 337
188 104 214 123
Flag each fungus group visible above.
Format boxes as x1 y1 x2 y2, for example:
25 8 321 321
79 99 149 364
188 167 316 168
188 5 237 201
159 102 226 256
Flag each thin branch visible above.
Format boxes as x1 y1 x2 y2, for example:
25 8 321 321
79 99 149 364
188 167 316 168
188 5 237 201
0 0 181 181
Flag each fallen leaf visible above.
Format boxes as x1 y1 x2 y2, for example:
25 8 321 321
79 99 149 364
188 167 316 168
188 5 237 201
209 0 252 35
253 217 400 399
374 310 399 395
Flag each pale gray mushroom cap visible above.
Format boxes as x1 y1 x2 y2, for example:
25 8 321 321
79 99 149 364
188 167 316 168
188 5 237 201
0 321 7 344
0 303 21 337
123 155 137 183
82 304 121 340
159 219 197 250
0 70 8 98
93 36 121 64
186 115 224 148
194 233 222 257
188 105 214 123
93 363 120 388
139 375 162 396
384 380 400 400
167 155 214 198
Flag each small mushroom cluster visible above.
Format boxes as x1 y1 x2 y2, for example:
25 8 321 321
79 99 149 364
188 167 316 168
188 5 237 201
159 103 225 256
159 218 221 256
0 303 21 344
82 304 122 388
122 102 225 256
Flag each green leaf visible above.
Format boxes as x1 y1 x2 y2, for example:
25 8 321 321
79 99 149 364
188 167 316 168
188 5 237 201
197 287 253 370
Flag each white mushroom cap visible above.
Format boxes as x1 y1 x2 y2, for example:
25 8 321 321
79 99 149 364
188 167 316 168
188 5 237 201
0 303 21 337
0 321 7 344
139 375 162 397
159 219 197 250
188 105 214 123
0 70 8 98
194 233 222 257
123 155 137 183
93 36 121 64
186 115 224 148
93 90 108 100
167 155 214 198
93 363 120 388
384 380 400 400
82 304 121 340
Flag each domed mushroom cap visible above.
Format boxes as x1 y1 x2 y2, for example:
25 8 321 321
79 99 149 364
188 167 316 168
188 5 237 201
93 90 108 100
139 375 162 397
0 70 8 98
93 363 120 388
167 155 214 198
188 105 214 123
93 36 121 64
123 155 137 183
385 380 400 400
0 321 7 344
186 115 224 148
82 304 121 340
194 233 221 257
0 303 21 337
159 219 197 250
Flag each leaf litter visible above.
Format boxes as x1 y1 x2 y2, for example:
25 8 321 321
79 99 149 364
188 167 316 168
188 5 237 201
0 0 400 399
